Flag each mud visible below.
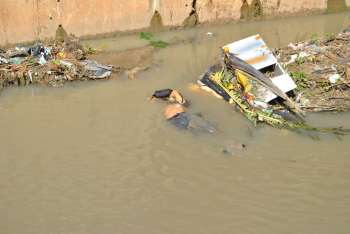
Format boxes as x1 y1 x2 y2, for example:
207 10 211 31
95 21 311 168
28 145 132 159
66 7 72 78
89 46 155 79
328 0 348 13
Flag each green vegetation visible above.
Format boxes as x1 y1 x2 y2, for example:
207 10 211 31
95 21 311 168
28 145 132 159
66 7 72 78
140 32 153 40
149 40 169 48
210 69 349 136
140 32 169 48
290 71 309 90
295 56 306 65
84 45 98 54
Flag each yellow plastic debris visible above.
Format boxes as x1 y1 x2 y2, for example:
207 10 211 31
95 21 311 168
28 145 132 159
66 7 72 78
223 47 230 54
57 52 66 59
235 70 252 93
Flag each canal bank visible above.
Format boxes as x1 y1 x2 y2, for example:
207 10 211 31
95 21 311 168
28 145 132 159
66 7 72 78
0 0 349 46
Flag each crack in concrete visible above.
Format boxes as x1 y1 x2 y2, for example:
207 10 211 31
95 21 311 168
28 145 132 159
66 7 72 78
190 0 197 16
183 0 198 27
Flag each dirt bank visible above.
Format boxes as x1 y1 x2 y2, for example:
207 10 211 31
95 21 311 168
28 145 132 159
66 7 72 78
0 0 348 46
278 30 350 112
0 39 155 89
89 46 155 79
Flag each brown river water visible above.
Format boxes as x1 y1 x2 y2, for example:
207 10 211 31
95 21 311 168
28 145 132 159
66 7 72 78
1 12 350 234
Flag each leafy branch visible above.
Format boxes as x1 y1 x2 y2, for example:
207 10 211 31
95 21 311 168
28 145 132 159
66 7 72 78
140 32 169 48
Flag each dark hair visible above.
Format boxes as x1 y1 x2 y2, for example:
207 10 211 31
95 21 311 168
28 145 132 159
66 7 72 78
151 89 173 99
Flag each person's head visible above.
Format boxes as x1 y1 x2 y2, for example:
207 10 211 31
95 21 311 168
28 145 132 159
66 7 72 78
150 89 187 105
151 89 172 100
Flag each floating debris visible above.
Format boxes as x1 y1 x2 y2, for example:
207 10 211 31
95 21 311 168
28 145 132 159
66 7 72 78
0 39 114 89
197 33 350 135
277 30 350 112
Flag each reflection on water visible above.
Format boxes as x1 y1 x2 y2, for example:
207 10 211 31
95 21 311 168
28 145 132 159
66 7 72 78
1 12 350 234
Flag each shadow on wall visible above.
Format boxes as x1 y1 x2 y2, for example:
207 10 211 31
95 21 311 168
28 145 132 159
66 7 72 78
327 0 348 13
240 0 263 20
150 0 198 32
150 11 164 32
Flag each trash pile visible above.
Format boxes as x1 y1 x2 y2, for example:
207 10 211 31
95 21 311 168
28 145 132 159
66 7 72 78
0 40 113 89
198 34 350 135
277 30 350 112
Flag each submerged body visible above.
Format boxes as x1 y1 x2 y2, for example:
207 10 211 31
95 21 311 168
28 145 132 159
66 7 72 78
164 104 216 133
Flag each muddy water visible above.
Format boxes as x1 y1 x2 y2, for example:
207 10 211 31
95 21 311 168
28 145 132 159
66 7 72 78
2 12 350 234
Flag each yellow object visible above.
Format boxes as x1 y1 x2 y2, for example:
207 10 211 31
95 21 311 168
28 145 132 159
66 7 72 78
223 47 230 53
57 52 66 59
225 82 234 90
211 71 223 82
235 70 252 93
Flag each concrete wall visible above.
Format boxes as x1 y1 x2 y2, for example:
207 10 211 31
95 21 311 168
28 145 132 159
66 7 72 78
0 0 347 46
0 0 153 45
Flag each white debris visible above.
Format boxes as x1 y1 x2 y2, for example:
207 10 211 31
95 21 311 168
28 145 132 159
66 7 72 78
285 54 298 65
252 100 269 109
0 56 8 64
27 70 33 82
288 42 305 50
285 52 310 65
329 74 341 84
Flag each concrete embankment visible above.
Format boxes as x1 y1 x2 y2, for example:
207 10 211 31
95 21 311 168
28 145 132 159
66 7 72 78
0 0 348 46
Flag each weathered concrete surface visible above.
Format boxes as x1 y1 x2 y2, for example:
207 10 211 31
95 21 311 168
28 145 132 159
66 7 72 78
197 0 330 22
0 0 348 46
160 0 193 26
261 0 326 15
0 0 152 46
197 0 243 22
278 0 327 12
0 1 39 45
